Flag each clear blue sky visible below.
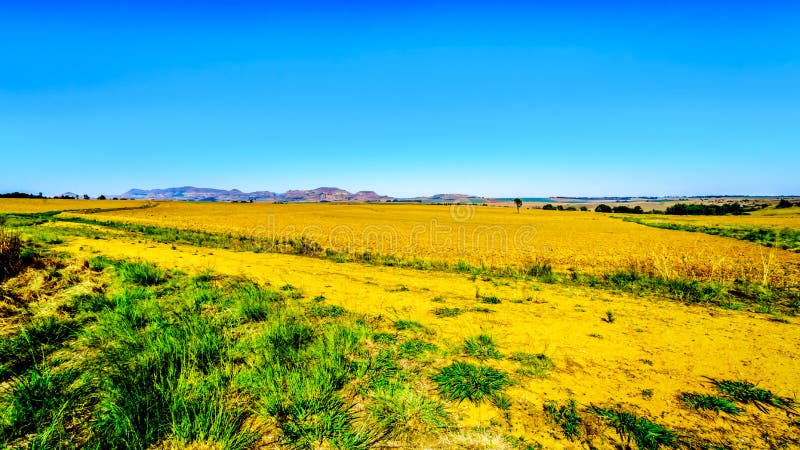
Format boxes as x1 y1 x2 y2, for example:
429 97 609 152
2 1 798 198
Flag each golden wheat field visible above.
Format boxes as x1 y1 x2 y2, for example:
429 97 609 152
0 198 149 213
62 201 800 287
2 199 800 449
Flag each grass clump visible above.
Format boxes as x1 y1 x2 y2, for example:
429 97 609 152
509 352 554 378
367 385 450 441
310 304 347 318
0 364 82 445
88 255 114 272
0 316 80 380
394 320 425 332
679 393 740 415
117 260 167 286
432 362 510 404
398 339 438 359
589 406 678 450
279 283 303 299
233 282 281 321
543 399 581 440
371 333 397 344
433 307 464 318
481 296 501 304
0 228 24 281
527 259 557 283
709 378 795 412
463 335 504 360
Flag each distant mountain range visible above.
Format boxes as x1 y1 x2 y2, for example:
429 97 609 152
120 186 486 203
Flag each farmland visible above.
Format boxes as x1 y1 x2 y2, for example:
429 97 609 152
2 200 799 449
61 201 800 288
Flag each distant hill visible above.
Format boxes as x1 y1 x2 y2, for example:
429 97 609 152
121 186 415 202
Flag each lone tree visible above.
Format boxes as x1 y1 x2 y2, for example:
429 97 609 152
595 204 613 213
513 198 522 213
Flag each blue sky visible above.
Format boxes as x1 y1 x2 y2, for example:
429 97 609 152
1 1 799 197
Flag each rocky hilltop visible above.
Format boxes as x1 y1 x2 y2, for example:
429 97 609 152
119 186 480 203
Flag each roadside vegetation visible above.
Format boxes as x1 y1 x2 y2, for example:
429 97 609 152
622 216 800 253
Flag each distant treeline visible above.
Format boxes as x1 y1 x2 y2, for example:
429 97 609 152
594 204 644 214
0 192 120 200
591 201 790 215
664 202 754 215
0 192 44 199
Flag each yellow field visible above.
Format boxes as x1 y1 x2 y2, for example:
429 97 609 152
0 198 149 213
54 231 800 448
61 201 800 287
634 207 800 229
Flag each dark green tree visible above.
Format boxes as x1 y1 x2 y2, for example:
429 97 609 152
595 204 613 213
513 198 522 213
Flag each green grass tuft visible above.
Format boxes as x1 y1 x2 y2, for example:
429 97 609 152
543 399 581 440
433 307 464 318
310 304 347 318
463 335 504 360
432 362 510 404
709 378 795 412
509 352 555 378
398 339 438 359
117 260 167 286
679 393 740 415
589 406 678 450
394 320 425 331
